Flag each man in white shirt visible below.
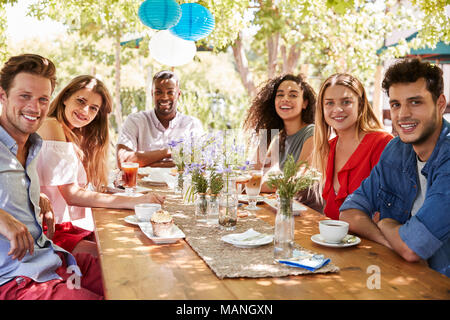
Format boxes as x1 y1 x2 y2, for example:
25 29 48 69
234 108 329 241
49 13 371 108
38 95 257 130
116 70 203 167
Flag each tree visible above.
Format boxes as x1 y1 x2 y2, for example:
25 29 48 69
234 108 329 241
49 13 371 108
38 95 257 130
29 0 147 128
0 0 18 62
192 0 444 98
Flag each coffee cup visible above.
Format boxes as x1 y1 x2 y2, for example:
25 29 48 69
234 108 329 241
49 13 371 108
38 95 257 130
135 203 162 221
319 220 349 243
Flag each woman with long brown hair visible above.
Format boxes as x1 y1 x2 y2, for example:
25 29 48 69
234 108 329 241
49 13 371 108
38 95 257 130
312 73 392 220
37 75 164 256
243 73 317 196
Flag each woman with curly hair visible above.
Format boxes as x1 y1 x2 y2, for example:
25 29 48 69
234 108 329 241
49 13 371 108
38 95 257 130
36 75 164 256
243 73 317 195
312 73 393 220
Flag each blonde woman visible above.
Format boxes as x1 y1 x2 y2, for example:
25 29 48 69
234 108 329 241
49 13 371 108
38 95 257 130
312 73 392 220
37 75 164 256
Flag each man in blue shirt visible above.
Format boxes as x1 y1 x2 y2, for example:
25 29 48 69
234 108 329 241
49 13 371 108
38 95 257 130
340 58 449 277
0 54 103 299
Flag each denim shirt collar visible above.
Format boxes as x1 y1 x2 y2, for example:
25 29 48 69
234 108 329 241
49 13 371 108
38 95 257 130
401 118 450 179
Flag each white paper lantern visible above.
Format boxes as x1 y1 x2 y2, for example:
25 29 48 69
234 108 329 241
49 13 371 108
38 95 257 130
149 30 197 67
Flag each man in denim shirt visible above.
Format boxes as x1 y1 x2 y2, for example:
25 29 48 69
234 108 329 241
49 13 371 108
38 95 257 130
0 54 103 299
340 58 449 277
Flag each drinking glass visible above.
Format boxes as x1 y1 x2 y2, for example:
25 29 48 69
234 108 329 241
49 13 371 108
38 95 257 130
245 169 263 210
121 162 139 194
235 172 251 195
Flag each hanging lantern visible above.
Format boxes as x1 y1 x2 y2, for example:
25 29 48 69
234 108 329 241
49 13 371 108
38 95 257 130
138 0 182 30
149 30 197 67
169 3 215 41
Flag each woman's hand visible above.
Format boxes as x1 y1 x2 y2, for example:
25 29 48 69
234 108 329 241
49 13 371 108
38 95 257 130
39 193 55 239
137 193 165 205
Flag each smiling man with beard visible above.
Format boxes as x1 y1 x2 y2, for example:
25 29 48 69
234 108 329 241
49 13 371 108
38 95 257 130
340 58 449 277
116 70 203 167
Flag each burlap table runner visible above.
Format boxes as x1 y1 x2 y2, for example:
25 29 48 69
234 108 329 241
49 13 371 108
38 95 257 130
143 185 340 279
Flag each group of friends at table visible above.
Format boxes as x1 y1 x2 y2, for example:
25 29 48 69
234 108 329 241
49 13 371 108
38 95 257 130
0 52 448 300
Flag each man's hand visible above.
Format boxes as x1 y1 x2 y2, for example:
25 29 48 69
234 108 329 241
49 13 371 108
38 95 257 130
0 209 35 260
377 217 420 262
39 193 55 239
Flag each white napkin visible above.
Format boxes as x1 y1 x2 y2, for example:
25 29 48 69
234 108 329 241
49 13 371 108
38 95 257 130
277 249 331 271
222 228 273 246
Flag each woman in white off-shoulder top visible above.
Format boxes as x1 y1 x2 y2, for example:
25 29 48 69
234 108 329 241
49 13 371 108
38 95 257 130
37 75 164 256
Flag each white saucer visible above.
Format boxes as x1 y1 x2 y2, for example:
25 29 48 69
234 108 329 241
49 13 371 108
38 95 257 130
311 234 361 248
124 215 141 225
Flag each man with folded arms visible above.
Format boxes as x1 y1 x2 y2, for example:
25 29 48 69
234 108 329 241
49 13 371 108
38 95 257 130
0 53 103 299
116 70 203 167
340 58 449 277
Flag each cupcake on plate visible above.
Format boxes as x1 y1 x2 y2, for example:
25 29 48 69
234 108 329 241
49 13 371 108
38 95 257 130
150 209 173 237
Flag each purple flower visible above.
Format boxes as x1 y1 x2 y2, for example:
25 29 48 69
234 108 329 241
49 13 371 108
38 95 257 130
168 139 183 148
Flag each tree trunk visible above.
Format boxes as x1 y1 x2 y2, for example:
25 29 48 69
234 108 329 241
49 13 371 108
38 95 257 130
267 32 279 79
114 35 123 128
232 32 257 98
372 64 384 124
284 44 301 74
145 65 153 111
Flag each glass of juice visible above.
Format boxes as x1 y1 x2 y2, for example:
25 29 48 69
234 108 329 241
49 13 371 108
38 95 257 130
121 162 139 194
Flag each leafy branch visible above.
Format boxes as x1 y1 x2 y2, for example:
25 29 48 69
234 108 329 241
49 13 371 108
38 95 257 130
266 154 320 199
191 168 208 194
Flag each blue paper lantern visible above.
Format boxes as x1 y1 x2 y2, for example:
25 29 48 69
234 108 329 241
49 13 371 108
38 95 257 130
169 3 215 41
138 0 182 30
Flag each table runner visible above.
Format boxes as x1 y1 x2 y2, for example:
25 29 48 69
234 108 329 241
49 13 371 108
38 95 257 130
143 185 340 279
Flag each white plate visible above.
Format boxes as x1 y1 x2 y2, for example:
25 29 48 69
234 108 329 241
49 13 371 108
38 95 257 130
138 167 173 176
221 228 273 248
113 192 144 197
310 234 361 248
263 197 306 215
141 176 167 186
138 222 185 244
124 215 141 225
238 195 265 203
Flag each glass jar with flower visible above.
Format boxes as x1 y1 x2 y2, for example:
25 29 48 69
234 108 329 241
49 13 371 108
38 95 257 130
168 139 185 194
218 168 238 230
191 167 208 221
207 170 223 225
267 155 320 261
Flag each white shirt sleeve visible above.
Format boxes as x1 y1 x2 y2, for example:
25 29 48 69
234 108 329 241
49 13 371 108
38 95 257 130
37 141 80 186
117 113 140 151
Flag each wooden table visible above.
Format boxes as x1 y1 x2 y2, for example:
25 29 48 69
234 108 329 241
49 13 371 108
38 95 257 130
93 187 450 300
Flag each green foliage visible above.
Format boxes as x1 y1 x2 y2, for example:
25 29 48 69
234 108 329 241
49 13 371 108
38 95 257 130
209 171 224 195
4 0 447 136
191 169 209 194
411 0 450 45
266 155 320 199
0 7 8 62
120 87 146 115
0 1 18 61
326 0 355 14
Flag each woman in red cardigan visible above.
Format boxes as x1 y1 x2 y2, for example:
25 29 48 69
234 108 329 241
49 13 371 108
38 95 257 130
312 73 393 220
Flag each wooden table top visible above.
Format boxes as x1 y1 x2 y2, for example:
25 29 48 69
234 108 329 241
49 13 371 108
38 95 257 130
92 187 450 300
